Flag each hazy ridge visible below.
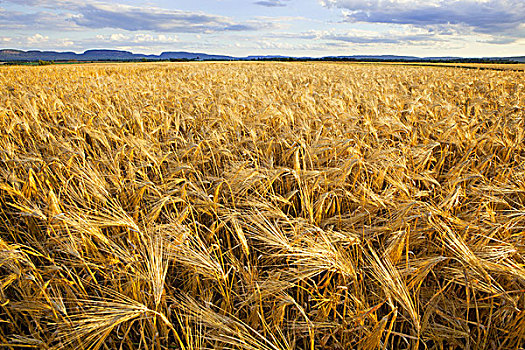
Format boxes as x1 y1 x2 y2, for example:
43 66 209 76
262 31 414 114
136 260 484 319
1 48 524 62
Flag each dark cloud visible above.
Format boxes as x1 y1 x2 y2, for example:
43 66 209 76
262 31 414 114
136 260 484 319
0 0 44 5
71 4 245 32
0 8 78 30
1 1 275 33
254 0 289 7
321 0 525 35
0 0 81 9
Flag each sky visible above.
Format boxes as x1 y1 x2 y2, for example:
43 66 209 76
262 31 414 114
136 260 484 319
0 0 524 57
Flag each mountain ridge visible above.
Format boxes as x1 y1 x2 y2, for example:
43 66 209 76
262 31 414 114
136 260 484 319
0 49 523 63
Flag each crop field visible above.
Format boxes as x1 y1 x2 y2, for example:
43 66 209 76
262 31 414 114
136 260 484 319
0 62 524 349
353 62 525 72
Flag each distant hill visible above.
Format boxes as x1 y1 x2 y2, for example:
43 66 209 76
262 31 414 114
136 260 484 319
0 49 138 61
0 49 234 62
503 56 525 62
81 50 145 60
0 50 78 61
0 49 523 63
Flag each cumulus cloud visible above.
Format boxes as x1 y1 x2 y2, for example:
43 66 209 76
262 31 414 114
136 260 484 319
0 32 74 49
26 33 48 43
320 0 525 35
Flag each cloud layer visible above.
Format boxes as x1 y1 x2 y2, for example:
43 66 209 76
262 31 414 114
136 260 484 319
254 0 290 7
72 4 248 32
0 7 77 30
320 0 525 35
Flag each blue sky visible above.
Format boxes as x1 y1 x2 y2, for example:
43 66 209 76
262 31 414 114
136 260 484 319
0 0 524 57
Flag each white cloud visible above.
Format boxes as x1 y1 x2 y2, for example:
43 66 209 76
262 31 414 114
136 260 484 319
93 33 179 44
56 38 74 47
26 33 48 43
268 27 448 46
109 33 127 42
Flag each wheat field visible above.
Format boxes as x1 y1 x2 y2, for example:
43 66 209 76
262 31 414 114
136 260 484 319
0 62 524 349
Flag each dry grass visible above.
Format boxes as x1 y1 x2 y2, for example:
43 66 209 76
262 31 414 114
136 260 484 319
0 61 524 349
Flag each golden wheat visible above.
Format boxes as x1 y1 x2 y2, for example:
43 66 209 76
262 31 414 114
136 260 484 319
0 62 524 349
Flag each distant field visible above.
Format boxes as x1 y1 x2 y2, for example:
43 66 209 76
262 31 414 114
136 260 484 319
415 62 525 71
1 62 524 349
423 62 525 70
352 61 525 71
